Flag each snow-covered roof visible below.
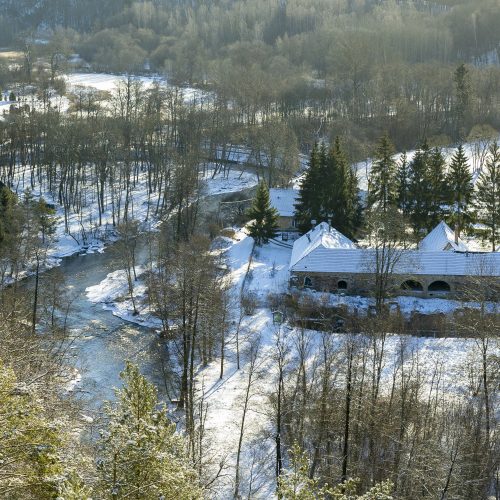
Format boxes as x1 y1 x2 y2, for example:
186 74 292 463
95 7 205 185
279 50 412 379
290 222 357 269
269 188 299 217
419 221 469 252
290 246 500 277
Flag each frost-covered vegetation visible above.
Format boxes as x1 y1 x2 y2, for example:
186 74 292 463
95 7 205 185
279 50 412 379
0 1 499 499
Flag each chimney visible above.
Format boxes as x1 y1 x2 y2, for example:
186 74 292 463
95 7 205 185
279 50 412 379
454 224 459 245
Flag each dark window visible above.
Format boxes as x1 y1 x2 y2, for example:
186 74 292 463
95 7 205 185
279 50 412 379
428 280 451 292
304 276 312 287
401 280 423 291
337 280 348 290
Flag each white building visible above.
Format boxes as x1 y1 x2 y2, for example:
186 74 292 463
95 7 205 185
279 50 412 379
289 221 500 298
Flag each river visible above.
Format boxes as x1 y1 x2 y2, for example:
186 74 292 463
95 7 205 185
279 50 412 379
39 187 255 409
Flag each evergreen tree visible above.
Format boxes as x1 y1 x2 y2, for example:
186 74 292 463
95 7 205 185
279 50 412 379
453 63 471 141
368 135 398 212
295 142 326 233
334 138 362 238
407 142 432 235
296 139 361 238
476 142 500 251
35 198 58 244
0 184 18 248
247 181 279 245
277 442 394 499
0 361 65 498
427 147 447 227
97 362 202 500
396 152 410 218
446 144 474 239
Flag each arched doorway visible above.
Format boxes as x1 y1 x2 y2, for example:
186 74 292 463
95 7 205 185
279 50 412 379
304 276 312 288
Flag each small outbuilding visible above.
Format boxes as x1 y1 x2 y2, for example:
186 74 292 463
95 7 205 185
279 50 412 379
269 188 300 232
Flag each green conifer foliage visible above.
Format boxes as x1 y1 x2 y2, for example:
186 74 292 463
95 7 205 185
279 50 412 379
396 152 410 218
368 135 398 212
295 139 361 238
407 142 446 234
476 141 500 251
446 144 474 238
295 142 326 233
0 361 64 499
247 181 279 245
97 362 202 499
427 147 447 228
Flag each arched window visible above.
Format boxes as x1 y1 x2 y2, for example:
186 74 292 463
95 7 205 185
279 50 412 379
337 280 348 290
428 280 451 292
401 280 423 291
304 276 312 288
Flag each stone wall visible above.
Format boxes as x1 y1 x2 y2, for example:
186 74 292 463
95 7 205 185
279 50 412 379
289 270 498 299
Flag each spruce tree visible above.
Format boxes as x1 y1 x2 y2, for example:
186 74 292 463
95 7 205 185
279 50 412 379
295 142 326 233
337 138 362 238
396 152 410 218
453 63 471 141
247 181 279 245
476 142 500 251
446 144 474 239
295 139 361 238
427 147 447 228
97 362 202 499
407 143 432 234
368 135 398 212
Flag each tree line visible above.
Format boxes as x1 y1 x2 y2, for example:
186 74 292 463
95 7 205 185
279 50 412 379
295 134 499 250
2 1 500 156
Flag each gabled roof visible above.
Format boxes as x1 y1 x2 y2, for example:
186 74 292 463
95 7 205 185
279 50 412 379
419 221 469 252
269 188 299 217
290 222 357 269
289 247 500 277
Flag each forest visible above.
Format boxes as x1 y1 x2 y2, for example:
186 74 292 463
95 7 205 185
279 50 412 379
1 0 500 155
0 0 498 499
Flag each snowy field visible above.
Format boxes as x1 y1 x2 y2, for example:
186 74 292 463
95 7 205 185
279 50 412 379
200 165 258 196
64 72 212 104
82 228 499 498
7 162 258 269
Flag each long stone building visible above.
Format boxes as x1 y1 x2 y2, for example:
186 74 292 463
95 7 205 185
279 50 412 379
289 222 500 299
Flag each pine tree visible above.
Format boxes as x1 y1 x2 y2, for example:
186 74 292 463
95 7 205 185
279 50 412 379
277 443 394 499
368 135 398 212
97 362 202 499
476 142 500 251
0 361 65 498
296 139 361 238
337 139 362 238
0 184 18 248
446 144 474 240
453 63 471 141
407 142 432 234
396 152 410 218
427 147 447 228
247 181 279 245
295 142 326 233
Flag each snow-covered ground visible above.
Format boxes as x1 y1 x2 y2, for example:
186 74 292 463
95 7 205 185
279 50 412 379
7 162 258 272
81 227 499 497
85 266 163 329
200 165 258 196
64 72 212 104
301 289 499 317
353 137 500 192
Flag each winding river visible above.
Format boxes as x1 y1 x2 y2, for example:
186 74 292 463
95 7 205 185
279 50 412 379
38 187 254 409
